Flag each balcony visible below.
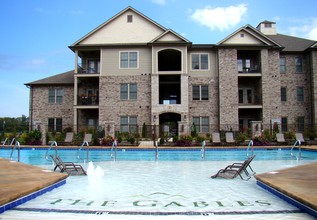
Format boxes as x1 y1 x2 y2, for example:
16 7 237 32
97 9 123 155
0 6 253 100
237 50 261 75
77 61 100 74
78 95 99 106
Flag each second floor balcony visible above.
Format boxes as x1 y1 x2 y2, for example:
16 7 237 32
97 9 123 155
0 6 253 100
78 95 99 106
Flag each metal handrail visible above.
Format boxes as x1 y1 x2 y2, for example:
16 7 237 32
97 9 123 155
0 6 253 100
77 141 89 162
45 141 58 160
110 140 117 161
155 141 158 160
10 141 20 162
246 140 254 158
291 140 301 160
201 140 206 159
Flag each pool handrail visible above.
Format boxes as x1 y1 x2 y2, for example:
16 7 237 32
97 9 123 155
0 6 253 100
110 140 117 161
10 140 20 162
45 141 58 160
77 140 89 162
291 139 301 160
201 140 206 159
155 140 158 160
246 140 254 158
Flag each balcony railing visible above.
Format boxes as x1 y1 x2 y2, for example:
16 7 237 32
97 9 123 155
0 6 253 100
78 95 99 105
77 63 100 74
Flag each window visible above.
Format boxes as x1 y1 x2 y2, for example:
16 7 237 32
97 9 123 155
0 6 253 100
281 117 288 132
281 87 287 102
193 117 209 133
193 85 208 101
49 88 63 104
264 23 272 28
120 83 137 100
280 57 286 73
120 116 137 133
88 60 100 73
297 116 305 132
48 118 62 132
127 15 133 23
120 51 138 68
296 87 304 101
192 54 208 70
238 88 253 104
295 57 303 73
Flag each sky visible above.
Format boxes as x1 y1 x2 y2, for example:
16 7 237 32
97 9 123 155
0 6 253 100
1 0 317 117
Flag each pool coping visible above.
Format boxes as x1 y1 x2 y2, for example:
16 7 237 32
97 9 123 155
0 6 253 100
255 162 317 218
0 158 68 214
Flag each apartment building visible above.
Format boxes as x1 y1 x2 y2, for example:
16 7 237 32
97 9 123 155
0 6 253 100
25 7 317 140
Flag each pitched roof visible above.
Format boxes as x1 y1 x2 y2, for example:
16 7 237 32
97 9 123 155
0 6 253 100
70 6 167 47
25 70 74 86
267 34 316 52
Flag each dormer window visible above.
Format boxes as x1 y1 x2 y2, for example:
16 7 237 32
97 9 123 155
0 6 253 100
127 15 133 23
264 23 272 28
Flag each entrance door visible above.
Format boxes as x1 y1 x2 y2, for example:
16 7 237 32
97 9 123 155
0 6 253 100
159 113 181 137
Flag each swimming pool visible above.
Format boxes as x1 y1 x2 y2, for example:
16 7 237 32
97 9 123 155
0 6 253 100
1 147 316 220
2 147 317 164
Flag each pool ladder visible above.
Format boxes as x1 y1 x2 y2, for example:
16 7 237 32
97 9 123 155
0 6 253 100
10 140 20 162
45 141 58 160
77 141 89 162
291 140 301 160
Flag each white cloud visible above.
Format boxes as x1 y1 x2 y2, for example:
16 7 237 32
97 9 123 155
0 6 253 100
152 0 166 5
190 4 248 31
288 18 317 40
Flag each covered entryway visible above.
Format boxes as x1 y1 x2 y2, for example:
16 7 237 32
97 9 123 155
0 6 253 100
159 112 181 137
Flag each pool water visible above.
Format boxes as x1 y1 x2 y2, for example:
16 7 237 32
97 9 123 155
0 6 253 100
1 147 316 220
2 147 316 165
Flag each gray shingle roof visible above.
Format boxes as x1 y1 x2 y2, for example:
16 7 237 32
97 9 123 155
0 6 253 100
267 34 316 52
25 70 74 86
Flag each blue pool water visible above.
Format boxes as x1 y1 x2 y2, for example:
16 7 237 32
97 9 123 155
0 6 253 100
1 147 316 165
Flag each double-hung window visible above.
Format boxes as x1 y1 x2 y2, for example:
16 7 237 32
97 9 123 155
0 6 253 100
281 87 287 102
120 116 137 133
120 83 137 100
193 117 209 133
297 116 305 132
295 57 303 73
280 57 286 73
48 118 62 132
296 87 304 102
120 51 138 68
193 85 209 100
192 54 208 70
48 88 63 104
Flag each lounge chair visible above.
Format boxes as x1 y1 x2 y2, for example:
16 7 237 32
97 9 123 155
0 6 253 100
225 132 235 145
295 133 306 145
276 133 286 145
212 132 221 145
50 155 87 176
211 155 256 180
83 133 92 144
59 132 74 146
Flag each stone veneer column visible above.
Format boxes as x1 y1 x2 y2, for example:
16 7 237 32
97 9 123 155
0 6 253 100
218 48 239 130
261 49 281 129
311 51 317 125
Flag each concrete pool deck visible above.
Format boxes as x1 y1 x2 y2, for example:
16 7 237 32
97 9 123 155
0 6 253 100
0 158 68 212
0 145 316 217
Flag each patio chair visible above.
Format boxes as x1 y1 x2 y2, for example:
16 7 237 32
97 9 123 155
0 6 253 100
295 133 306 145
276 133 286 145
59 132 74 146
212 132 221 146
50 155 87 176
211 155 256 180
225 132 235 145
83 133 92 144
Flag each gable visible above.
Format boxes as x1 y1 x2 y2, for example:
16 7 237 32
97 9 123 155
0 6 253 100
218 25 281 47
221 30 266 45
151 29 190 43
74 8 166 45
